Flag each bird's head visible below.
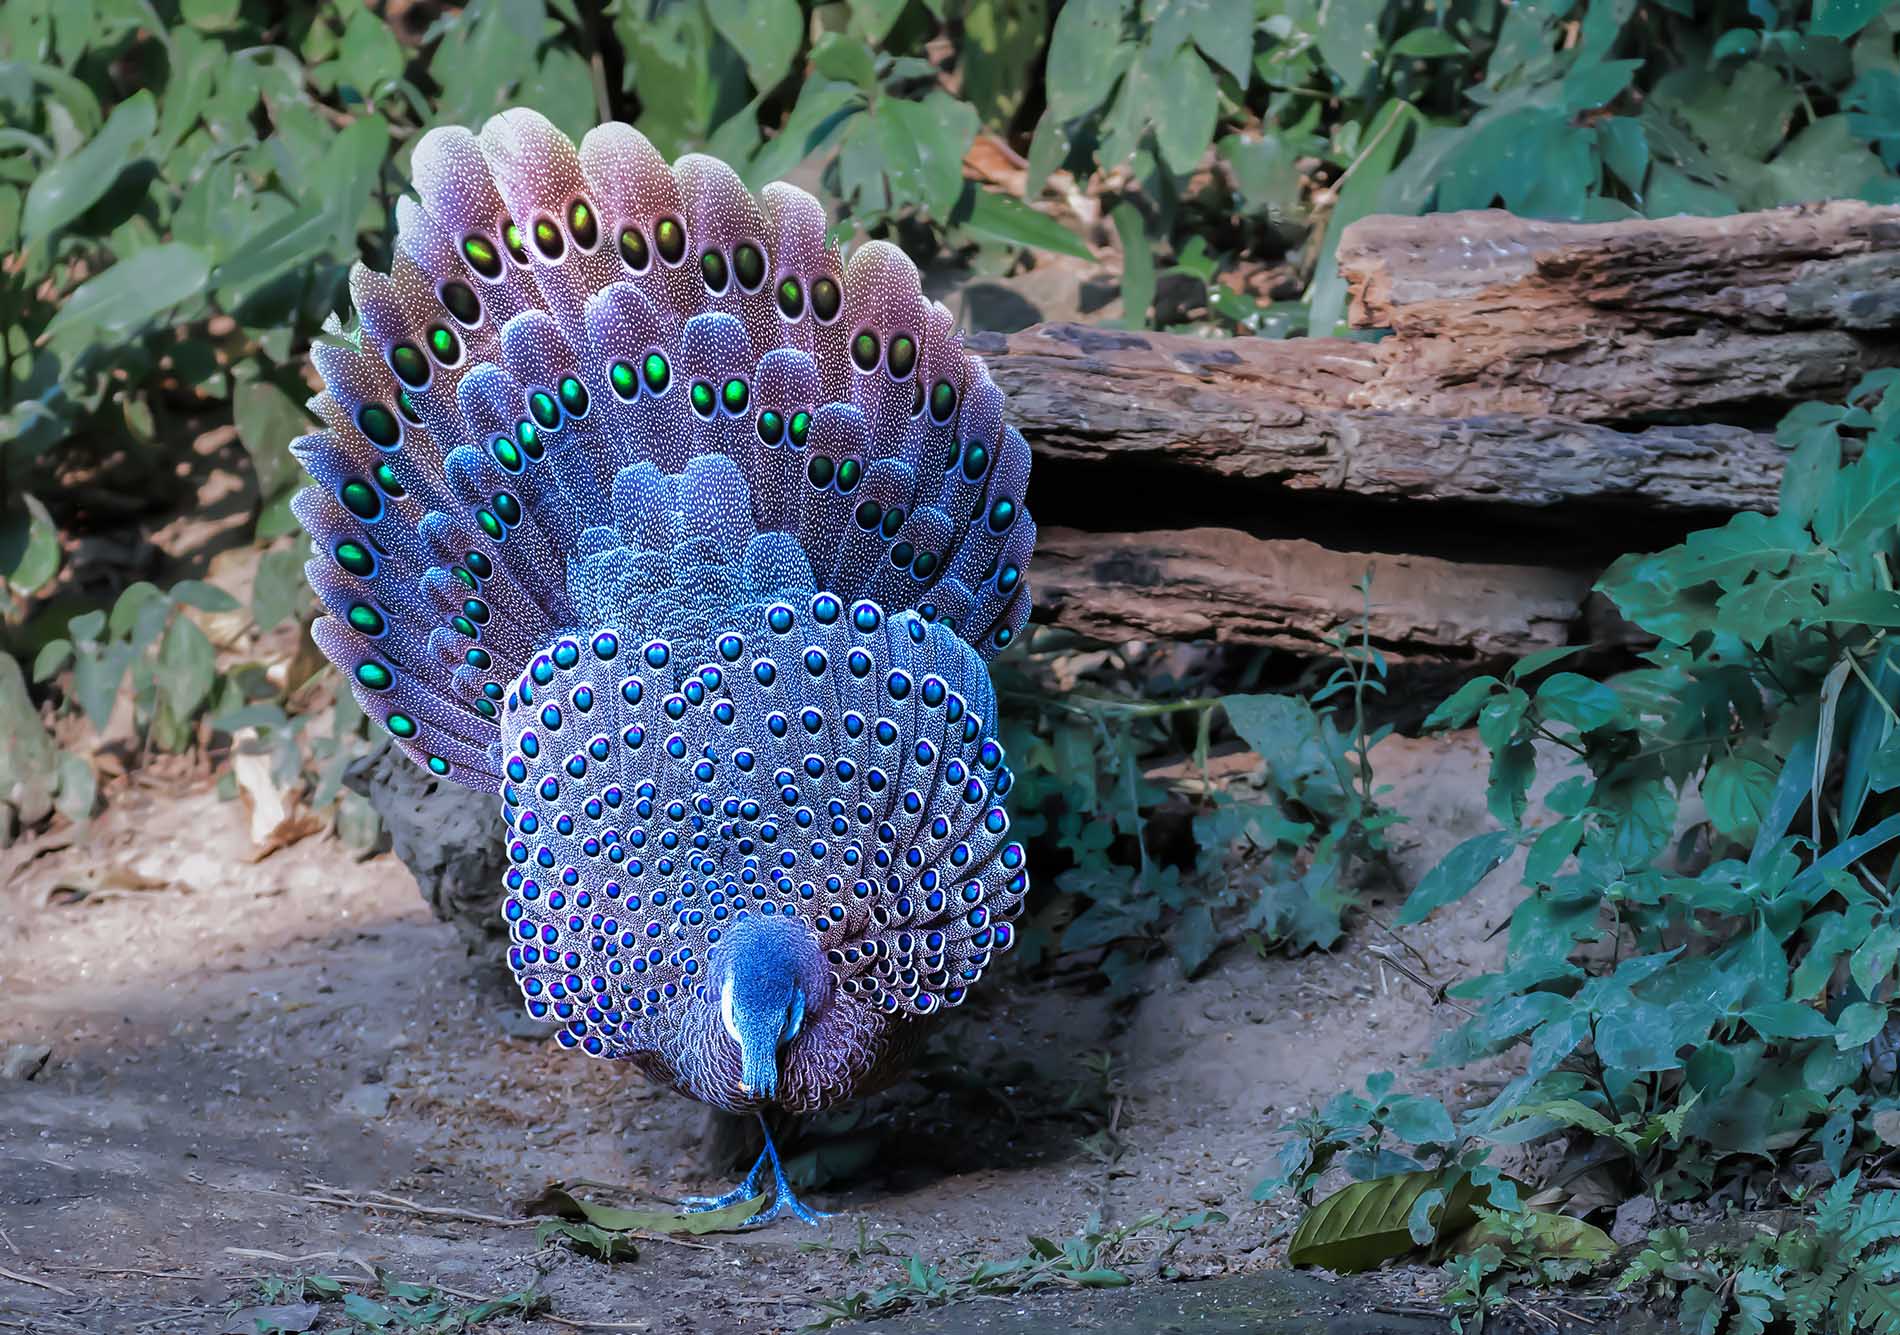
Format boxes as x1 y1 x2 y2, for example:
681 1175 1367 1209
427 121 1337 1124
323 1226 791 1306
714 913 828 1102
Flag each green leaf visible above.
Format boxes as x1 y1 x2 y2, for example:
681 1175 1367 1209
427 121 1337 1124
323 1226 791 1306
54 749 95 825
525 1185 764 1234
1423 676 1500 732
1702 754 1777 842
877 93 979 219
234 380 313 502
0 494 61 595
43 243 211 346
706 0 802 91
1398 830 1515 926
170 580 240 613
158 613 216 726
1597 116 1649 192
1315 0 1384 90
1109 200 1153 327
1172 903 1217 977
1450 1211 1615 1263
1836 1001 1889 1049
0 651 59 826
1819 439 1900 552
1151 43 1219 175
1288 1169 1488 1272
1045 0 1131 120
1742 1001 1834 1040
955 185 1091 259
1389 28 1468 58
1812 0 1887 40
253 547 309 634
1533 673 1620 731
24 89 155 245
809 32 877 90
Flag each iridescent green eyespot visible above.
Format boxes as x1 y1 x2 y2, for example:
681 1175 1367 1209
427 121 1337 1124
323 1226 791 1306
347 603 385 635
619 226 650 271
880 507 905 538
356 662 392 690
335 541 374 576
340 479 381 521
558 376 588 417
808 456 835 488
462 598 489 623
462 234 501 278
912 550 938 579
374 463 404 496
503 220 527 264
386 712 417 739
851 330 879 372
440 281 480 325
789 410 810 447
930 380 956 422
428 326 459 363
734 243 764 290
777 277 803 318
701 250 729 292
491 435 522 471
517 420 543 460
493 492 521 524
427 756 450 775
758 409 784 445
961 441 989 481
568 199 597 248
533 217 564 259
610 361 637 399
721 378 747 413
855 499 883 529
452 615 477 637
358 404 400 449
835 457 862 492
890 541 915 568
656 217 685 263
988 497 1017 532
389 343 428 388
643 352 669 393
452 566 476 591
690 381 715 416
888 334 917 378
397 391 422 425
529 390 560 429
811 276 840 321
465 551 492 580
477 508 503 539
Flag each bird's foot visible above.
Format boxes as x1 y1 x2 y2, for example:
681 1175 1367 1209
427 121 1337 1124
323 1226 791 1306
677 1148 768 1214
741 1114 835 1228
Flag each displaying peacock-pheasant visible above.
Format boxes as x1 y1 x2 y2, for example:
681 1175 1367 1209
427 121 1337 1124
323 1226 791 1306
291 108 1034 1224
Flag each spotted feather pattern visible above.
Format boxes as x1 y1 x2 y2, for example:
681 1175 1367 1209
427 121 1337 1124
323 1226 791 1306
291 108 1035 790
491 597 1024 1112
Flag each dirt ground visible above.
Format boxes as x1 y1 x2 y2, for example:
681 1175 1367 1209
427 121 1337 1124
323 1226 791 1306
0 731 1549 1334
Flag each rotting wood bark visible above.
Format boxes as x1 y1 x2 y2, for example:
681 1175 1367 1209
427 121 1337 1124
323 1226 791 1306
1034 527 1597 659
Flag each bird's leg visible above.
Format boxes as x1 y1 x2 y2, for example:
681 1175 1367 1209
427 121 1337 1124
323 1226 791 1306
677 1145 770 1213
742 1111 836 1228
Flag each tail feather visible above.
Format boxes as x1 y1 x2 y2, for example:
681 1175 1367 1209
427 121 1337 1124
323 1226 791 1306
293 108 1035 793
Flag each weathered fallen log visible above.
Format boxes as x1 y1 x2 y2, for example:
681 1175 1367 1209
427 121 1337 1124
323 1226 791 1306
985 325 1782 515
1338 200 1900 422
1035 528 1595 659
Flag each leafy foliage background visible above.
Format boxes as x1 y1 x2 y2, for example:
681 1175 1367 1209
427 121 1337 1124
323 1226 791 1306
7 0 1900 1321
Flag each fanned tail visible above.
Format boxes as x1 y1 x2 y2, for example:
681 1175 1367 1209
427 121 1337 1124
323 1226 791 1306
293 109 1035 792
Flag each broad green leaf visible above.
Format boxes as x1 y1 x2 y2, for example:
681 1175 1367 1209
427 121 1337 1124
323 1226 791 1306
23 89 154 244
158 614 217 725
336 4 406 97
1109 200 1154 327
1597 116 1649 192
1390 28 1468 58
1422 675 1500 732
1315 0 1383 90
1045 0 1131 120
707 0 801 90
845 0 906 43
955 185 1092 259
1288 1169 1488 1271
1150 0 1255 85
1813 0 1888 40
1702 754 1777 842
0 494 61 595
1172 903 1217 976
1398 830 1515 925
1151 43 1219 176
526 1184 763 1234
1836 1001 1889 1049
169 579 241 613
253 547 310 633
1534 673 1620 731
1449 1211 1615 1263
809 32 877 90
0 652 58 826
878 93 979 219
54 749 95 824
234 380 313 502
43 243 211 345
1742 1001 1834 1040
